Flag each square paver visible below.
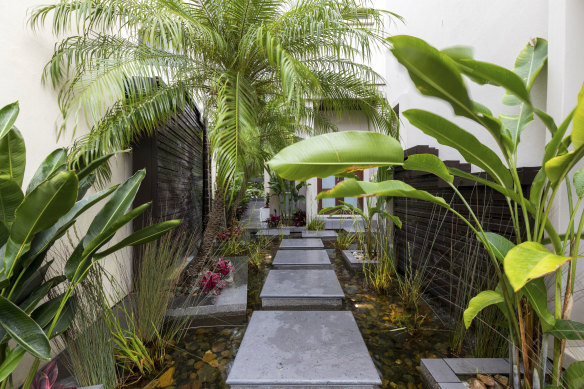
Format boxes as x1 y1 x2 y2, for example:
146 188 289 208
302 230 338 239
261 269 344 309
279 238 324 249
443 358 509 375
272 250 332 269
256 228 290 236
341 250 377 271
226 310 381 388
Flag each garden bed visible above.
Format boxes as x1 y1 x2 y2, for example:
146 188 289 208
341 249 378 272
166 256 248 325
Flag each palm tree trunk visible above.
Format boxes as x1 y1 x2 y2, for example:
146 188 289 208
229 185 246 224
184 188 225 286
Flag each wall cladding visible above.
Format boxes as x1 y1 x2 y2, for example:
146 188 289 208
132 103 209 236
393 146 538 301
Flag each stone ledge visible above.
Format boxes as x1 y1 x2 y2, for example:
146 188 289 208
420 358 509 389
341 250 377 272
165 256 248 325
301 230 338 239
272 249 332 269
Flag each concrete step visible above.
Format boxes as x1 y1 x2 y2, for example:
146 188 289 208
260 269 344 309
302 230 338 239
272 249 332 269
255 228 290 237
279 238 324 249
226 310 381 388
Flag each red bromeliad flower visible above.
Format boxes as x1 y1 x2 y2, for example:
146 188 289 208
216 224 241 242
199 271 226 295
213 258 235 277
31 361 75 389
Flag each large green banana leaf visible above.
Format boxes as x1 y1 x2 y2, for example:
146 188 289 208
268 131 403 181
0 102 19 140
0 128 26 186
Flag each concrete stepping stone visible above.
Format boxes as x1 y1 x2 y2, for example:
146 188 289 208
279 238 324 249
255 228 290 237
272 249 332 269
226 310 381 388
260 269 344 309
302 230 338 239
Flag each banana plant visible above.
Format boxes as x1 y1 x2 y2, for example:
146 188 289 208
268 37 584 389
320 200 401 260
0 102 181 388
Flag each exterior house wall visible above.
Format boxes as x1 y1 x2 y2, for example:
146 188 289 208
0 0 133 384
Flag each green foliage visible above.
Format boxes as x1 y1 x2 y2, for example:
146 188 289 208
0 103 180 386
306 217 325 231
334 231 356 250
31 0 400 193
269 36 584 387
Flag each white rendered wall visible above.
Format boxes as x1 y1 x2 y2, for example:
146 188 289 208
383 0 549 169
0 0 133 384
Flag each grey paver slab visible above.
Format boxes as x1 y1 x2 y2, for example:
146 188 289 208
279 238 324 249
273 250 331 269
341 250 377 271
226 311 381 388
255 228 290 236
302 230 338 239
443 358 509 375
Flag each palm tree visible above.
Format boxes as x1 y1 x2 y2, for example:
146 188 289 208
31 0 400 283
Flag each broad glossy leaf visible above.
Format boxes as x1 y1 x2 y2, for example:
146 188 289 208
500 105 534 148
316 178 450 208
0 296 50 360
0 347 25 382
484 232 515 262
564 361 584 389
404 109 512 187
26 148 67 194
544 147 584 185
82 169 145 244
441 46 474 61
94 219 182 258
454 58 531 105
31 295 74 337
24 186 116 265
503 38 548 105
0 127 26 186
572 84 584 149
0 175 23 226
388 35 474 119
548 319 584 340
403 154 453 184
522 279 555 332
268 132 403 181
19 276 65 314
3 171 78 276
504 242 574 291
463 290 504 328
0 102 19 140
66 203 150 281
574 168 584 198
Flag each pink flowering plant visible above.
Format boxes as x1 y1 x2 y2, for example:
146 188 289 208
31 361 74 389
212 258 235 278
199 271 226 295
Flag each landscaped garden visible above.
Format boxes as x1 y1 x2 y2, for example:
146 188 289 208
1 1 583 389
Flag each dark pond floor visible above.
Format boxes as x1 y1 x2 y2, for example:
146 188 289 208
157 238 458 389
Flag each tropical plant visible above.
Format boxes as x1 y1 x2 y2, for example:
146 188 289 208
268 36 584 388
199 272 226 295
306 216 325 231
268 171 307 223
30 361 74 389
212 258 235 278
31 0 401 283
335 231 356 250
0 102 180 388
322 199 400 259
248 237 269 271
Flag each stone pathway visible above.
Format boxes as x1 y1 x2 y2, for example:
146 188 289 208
226 238 381 388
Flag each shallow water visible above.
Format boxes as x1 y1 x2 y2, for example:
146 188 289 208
153 238 456 389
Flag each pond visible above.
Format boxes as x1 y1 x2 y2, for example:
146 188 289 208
157 236 458 389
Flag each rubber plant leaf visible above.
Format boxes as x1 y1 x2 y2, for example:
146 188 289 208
268 131 403 181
